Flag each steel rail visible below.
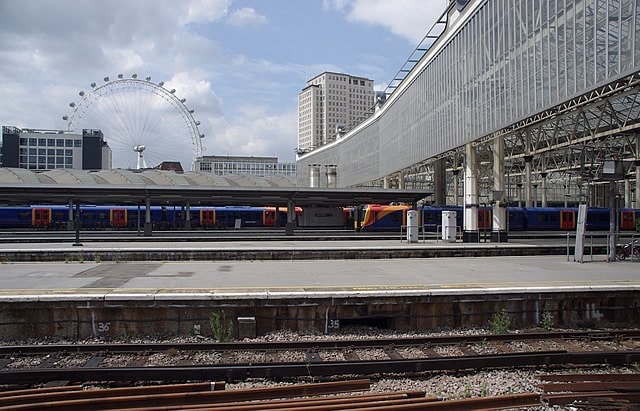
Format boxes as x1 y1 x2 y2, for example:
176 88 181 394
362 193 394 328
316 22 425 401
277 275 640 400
0 382 225 408
1 350 638 385
171 392 432 411
1 329 638 355
0 379 372 411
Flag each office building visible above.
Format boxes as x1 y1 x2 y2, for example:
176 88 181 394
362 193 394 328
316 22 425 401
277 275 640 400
1 126 111 170
195 155 296 178
297 72 375 153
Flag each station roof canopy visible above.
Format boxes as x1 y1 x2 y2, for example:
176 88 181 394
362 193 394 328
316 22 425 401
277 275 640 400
0 168 430 207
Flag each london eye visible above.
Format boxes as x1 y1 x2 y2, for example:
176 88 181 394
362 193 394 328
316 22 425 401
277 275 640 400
63 74 204 170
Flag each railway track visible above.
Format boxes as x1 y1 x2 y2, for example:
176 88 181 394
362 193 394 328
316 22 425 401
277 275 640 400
1 330 639 385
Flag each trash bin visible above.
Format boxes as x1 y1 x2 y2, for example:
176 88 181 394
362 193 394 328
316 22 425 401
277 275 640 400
442 210 457 242
406 210 418 243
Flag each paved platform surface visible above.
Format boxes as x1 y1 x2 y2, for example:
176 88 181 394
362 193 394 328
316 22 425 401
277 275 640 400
0 240 637 300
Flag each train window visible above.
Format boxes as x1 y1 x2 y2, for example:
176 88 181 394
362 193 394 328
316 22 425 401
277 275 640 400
18 211 31 221
390 212 403 222
536 214 548 222
98 212 108 220
550 214 558 222
53 212 65 220
83 212 96 220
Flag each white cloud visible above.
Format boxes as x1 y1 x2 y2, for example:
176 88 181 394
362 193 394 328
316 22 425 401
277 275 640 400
102 48 145 72
211 105 297 161
226 7 267 29
324 0 447 44
179 0 230 25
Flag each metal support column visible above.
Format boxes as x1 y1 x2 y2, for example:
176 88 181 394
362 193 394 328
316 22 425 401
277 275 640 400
185 201 191 230
73 200 82 247
433 158 446 205
540 172 548 207
67 199 74 231
144 196 152 237
491 137 507 242
463 143 479 242
624 179 632 208
636 162 640 208
524 155 533 207
452 170 460 206
286 199 296 236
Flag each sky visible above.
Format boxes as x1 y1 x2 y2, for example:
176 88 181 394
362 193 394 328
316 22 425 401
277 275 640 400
0 0 448 170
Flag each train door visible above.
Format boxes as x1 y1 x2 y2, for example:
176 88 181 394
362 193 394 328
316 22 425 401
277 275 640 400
110 208 127 228
264 209 276 226
560 209 575 230
200 209 216 228
32 207 51 228
620 209 635 230
478 209 492 230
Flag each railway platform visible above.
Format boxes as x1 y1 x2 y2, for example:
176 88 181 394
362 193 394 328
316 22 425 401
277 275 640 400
0 239 638 340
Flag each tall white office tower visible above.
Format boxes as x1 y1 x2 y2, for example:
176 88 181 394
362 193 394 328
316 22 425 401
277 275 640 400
297 72 375 153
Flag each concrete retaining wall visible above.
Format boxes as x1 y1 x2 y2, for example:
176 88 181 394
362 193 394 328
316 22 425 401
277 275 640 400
0 290 637 340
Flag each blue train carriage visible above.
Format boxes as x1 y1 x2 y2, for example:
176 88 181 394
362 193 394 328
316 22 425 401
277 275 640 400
522 207 576 231
358 204 411 231
507 207 526 231
421 205 462 232
0 206 36 229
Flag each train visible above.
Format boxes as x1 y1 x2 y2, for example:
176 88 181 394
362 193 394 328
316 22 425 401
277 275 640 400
356 204 640 232
0 205 301 230
0 203 638 232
